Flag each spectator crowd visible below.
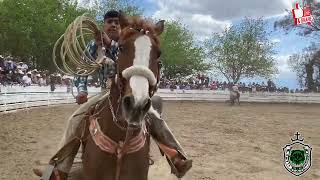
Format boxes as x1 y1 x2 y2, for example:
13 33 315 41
0 55 74 92
159 74 311 93
0 55 317 94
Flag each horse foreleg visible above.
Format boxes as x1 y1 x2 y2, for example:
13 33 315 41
230 99 234 106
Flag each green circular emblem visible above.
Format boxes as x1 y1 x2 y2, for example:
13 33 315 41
290 150 305 165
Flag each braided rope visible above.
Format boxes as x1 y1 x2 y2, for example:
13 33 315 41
52 13 102 76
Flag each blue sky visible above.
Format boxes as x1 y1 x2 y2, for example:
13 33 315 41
132 0 158 17
81 0 320 89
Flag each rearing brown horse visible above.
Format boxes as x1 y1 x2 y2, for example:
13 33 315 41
80 13 164 180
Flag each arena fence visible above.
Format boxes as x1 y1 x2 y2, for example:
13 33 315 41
1 85 320 113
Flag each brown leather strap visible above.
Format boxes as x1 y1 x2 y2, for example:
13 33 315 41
54 169 61 180
49 137 81 165
115 154 123 180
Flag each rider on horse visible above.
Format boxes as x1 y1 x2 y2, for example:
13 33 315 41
232 84 239 94
34 10 192 179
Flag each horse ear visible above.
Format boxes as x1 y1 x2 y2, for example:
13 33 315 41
155 20 165 36
119 10 130 29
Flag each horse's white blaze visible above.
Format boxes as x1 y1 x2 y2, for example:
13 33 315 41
134 35 152 66
130 75 149 105
130 35 152 105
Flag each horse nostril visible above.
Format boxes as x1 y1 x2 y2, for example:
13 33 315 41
123 95 134 110
142 98 151 112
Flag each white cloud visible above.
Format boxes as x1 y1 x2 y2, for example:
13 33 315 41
152 2 231 41
271 38 281 43
152 0 295 20
274 55 291 74
151 0 297 41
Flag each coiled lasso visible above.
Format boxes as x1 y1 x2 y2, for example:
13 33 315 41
52 13 108 98
52 13 102 77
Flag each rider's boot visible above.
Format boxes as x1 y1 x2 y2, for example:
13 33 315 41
147 98 192 178
33 168 68 180
33 138 81 180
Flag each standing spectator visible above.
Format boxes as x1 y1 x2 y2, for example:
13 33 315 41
5 60 12 71
22 62 28 73
0 67 4 86
252 84 257 93
31 69 38 83
65 78 72 93
49 75 56 92
35 74 40 86
17 70 24 84
17 62 23 70
0 55 4 69
22 72 32 86
223 81 227 90
267 79 272 92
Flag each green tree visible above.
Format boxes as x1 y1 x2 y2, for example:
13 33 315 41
87 0 143 22
0 0 142 72
0 0 87 72
274 0 320 90
288 43 320 91
206 17 278 83
159 21 209 80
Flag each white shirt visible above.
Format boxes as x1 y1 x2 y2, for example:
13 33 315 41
27 77 32 84
22 64 28 71
23 75 32 84
22 75 28 83
232 85 239 91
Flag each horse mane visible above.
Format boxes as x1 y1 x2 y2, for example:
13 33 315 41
120 16 160 45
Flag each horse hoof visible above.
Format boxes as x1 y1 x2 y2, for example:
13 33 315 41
33 168 43 177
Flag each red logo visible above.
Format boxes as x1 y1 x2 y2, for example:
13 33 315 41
292 2 314 25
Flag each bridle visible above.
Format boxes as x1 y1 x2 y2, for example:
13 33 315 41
93 26 162 130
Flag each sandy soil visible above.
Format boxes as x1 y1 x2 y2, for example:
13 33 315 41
1 101 320 180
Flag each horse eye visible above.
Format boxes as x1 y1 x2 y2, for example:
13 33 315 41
118 45 124 52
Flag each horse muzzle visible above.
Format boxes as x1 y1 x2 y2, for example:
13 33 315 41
122 95 151 128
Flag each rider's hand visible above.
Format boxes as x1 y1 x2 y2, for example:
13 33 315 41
95 31 111 47
76 92 88 105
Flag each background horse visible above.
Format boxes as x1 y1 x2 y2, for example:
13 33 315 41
229 91 240 106
80 13 164 180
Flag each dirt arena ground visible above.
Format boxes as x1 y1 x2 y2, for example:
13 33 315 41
1 101 320 180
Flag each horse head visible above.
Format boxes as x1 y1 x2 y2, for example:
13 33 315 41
114 12 164 128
